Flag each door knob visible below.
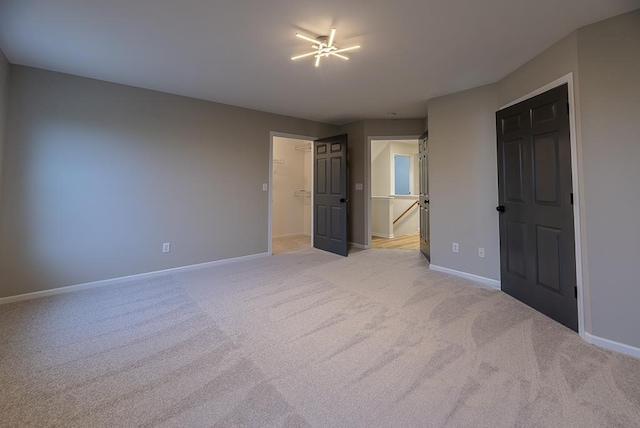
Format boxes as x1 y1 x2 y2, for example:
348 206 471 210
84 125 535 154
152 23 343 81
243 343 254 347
340 198 348 203
496 205 506 213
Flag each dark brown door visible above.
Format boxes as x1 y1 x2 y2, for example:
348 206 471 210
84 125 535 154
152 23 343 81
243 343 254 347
314 134 348 256
496 84 578 331
418 131 430 260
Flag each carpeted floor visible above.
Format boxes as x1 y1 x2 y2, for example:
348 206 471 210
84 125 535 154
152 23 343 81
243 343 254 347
1 248 639 427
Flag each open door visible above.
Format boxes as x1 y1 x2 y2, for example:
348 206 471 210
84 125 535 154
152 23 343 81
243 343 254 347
418 131 430 260
314 134 348 256
496 84 578 331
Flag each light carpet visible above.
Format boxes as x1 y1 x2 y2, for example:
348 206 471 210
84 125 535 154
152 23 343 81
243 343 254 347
1 248 639 427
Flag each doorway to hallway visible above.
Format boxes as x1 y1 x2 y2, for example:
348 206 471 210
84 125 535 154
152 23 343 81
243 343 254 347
369 138 420 250
371 232 420 249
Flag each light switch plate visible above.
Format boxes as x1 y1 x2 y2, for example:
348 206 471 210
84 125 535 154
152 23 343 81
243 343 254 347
262 183 268 191
355 183 363 191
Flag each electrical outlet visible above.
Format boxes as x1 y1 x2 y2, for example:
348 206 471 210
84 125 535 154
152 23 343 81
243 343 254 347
452 242 459 253
162 242 170 253
478 247 485 258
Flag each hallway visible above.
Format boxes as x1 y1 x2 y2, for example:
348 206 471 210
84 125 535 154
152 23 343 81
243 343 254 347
371 231 419 250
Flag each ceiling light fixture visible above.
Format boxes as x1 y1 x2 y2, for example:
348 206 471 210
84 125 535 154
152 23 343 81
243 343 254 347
291 28 360 67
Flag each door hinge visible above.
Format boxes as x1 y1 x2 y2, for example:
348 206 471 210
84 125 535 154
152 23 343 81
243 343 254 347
574 286 578 299
570 193 574 205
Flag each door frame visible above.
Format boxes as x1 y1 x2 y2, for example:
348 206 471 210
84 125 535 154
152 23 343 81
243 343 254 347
499 72 586 338
268 132 317 255
366 135 422 249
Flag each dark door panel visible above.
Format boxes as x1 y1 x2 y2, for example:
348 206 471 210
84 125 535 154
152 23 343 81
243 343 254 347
314 134 348 256
418 131 430 260
496 84 578 331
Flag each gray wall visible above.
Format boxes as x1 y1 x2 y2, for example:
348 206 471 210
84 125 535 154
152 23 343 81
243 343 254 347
0 49 9 212
0 66 338 297
427 33 581 290
363 119 426 138
339 120 365 244
577 10 640 347
426 9 640 349
428 85 500 280
497 32 580 106
425 32 581 281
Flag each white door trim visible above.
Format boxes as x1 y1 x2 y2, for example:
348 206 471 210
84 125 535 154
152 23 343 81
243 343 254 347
269 132 316 255
499 72 586 339
366 135 422 249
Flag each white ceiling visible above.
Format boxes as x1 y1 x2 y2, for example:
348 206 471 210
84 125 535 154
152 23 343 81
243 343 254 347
0 1 638 125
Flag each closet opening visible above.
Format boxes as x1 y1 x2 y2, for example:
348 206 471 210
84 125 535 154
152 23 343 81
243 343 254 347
270 135 314 254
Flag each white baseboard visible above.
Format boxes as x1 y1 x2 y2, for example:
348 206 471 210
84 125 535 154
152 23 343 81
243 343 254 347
428 266 639 359
0 252 270 305
273 232 308 238
584 332 640 359
371 233 394 239
429 264 501 290
349 242 370 250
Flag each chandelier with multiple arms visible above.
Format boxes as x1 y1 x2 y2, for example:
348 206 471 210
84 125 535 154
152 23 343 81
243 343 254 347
291 28 360 67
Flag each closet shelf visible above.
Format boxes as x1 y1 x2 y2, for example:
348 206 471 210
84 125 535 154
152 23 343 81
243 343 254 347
293 190 311 197
293 144 311 152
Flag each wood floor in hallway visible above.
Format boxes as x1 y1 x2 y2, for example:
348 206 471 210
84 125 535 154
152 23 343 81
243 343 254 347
371 232 420 250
